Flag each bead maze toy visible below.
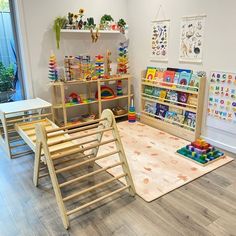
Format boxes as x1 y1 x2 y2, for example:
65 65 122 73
95 54 104 79
128 98 136 123
177 138 225 166
64 56 74 81
105 50 112 77
48 52 58 81
117 42 128 74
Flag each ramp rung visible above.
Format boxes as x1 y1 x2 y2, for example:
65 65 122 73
51 138 117 160
48 127 113 147
66 185 130 216
63 173 126 202
59 161 123 188
55 150 119 174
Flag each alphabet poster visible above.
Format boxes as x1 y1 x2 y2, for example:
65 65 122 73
207 71 236 134
150 19 170 62
179 15 206 63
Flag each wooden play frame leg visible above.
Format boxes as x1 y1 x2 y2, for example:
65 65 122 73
33 140 42 187
35 124 69 229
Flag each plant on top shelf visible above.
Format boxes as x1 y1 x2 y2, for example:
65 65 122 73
0 62 15 92
100 14 114 30
118 18 126 34
53 17 67 49
78 8 85 29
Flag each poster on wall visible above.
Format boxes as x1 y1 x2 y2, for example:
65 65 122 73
207 71 236 134
150 19 170 62
179 15 206 63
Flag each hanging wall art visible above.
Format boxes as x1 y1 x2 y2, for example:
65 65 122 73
179 15 206 63
150 19 170 62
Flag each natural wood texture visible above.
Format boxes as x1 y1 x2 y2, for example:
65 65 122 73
0 147 235 235
140 70 206 142
15 109 135 229
51 75 133 125
0 98 53 158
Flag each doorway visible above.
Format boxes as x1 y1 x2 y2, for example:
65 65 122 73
0 0 24 103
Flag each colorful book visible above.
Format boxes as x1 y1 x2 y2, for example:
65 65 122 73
144 101 156 114
184 111 196 129
146 67 156 80
178 92 188 106
156 104 169 119
159 90 167 101
187 94 198 107
166 91 178 104
163 70 175 86
178 71 192 89
144 86 154 95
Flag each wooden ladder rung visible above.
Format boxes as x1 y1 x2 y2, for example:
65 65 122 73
11 150 33 158
38 172 49 178
47 118 107 134
22 123 52 131
51 138 117 160
63 173 126 202
66 185 130 216
55 150 119 173
59 161 123 188
48 127 113 147
10 143 27 148
49 138 98 154
7 113 52 124
47 123 101 138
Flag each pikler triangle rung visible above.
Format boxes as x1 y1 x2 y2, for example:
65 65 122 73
34 109 136 229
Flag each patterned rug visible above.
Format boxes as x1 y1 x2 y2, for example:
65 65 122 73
76 121 234 202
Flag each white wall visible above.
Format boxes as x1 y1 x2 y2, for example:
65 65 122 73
127 0 236 153
15 0 128 100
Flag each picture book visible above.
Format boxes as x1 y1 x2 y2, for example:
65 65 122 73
146 67 156 80
173 72 180 87
187 94 198 107
174 114 185 125
178 92 188 106
156 104 169 119
155 68 165 82
166 91 178 104
144 85 154 95
188 71 205 91
144 101 156 114
153 87 161 97
159 90 167 101
163 70 176 86
178 71 192 89
184 111 196 129
164 111 177 123
169 107 183 115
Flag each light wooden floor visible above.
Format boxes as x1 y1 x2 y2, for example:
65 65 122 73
0 148 235 236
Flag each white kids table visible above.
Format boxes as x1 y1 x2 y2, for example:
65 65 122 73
0 98 53 158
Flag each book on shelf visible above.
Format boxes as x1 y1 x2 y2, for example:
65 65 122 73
178 71 192 88
166 91 178 104
155 68 165 82
156 104 169 120
146 67 156 80
162 70 176 86
159 90 167 101
178 92 188 106
184 111 196 129
144 101 156 114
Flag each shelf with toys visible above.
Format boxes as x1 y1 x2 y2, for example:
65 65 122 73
49 41 131 126
61 29 121 34
140 67 206 141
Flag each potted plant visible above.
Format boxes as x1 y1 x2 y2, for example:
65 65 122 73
118 18 126 34
53 17 67 49
100 14 114 30
0 62 15 102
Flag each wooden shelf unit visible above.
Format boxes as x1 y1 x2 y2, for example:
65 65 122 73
51 75 132 125
140 70 206 142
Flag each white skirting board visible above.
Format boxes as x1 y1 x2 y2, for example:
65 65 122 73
201 135 236 155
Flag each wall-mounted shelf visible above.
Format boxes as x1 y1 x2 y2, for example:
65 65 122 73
61 29 121 34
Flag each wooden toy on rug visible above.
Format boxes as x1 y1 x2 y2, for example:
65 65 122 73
176 138 225 166
48 52 58 81
95 54 104 79
128 98 136 123
95 86 115 99
117 41 128 74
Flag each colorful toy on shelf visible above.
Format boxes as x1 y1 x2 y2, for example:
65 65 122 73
105 50 112 77
117 80 123 96
95 86 115 99
95 54 104 79
68 92 82 104
64 56 74 81
48 52 58 81
128 98 136 123
177 138 225 166
117 41 128 74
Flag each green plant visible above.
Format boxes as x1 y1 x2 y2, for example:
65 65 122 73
0 62 14 92
118 18 126 28
53 17 67 49
100 14 113 24
0 0 9 11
